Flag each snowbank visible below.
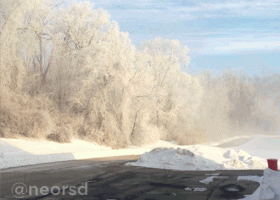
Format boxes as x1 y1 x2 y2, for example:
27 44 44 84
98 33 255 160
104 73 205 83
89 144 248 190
240 168 280 200
126 146 267 171
125 147 224 171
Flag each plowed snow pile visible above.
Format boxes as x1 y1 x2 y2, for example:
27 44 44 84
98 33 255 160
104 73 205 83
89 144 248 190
240 168 280 200
126 146 267 170
126 147 224 170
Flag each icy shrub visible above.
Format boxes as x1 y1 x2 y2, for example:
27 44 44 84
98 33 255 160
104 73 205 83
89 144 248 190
77 124 128 149
46 127 71 143
0 94 54 138
168 128 208 145
0 128 5 138
130 123 161 146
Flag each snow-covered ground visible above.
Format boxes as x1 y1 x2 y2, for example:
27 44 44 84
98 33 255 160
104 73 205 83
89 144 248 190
1 135 280 170
125 146 266 170
0 137 184 169
126 135 280 171
1 135 280 199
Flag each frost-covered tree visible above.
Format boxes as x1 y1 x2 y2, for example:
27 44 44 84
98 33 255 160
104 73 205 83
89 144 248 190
252 74 280 131
2 0 276 146
222 70 255 128
197 71 230 141
46 1 111 110
0 0 62 138
139 38 190 128
163 72 205 144
0 0 27 97
18 0 62 96
61 2 136 147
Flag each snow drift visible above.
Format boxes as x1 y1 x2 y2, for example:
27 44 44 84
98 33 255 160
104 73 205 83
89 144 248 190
126 146 267 171
240 168 280 200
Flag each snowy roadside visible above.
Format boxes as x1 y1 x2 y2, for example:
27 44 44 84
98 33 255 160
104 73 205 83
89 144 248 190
2 135 280 200
1 135 280 171
0 138 181 170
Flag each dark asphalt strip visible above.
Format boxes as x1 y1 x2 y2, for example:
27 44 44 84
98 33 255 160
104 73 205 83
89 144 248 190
206 178 228 200
1 159 263 200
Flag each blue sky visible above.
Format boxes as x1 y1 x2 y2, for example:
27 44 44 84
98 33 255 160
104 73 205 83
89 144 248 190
90 0 280 76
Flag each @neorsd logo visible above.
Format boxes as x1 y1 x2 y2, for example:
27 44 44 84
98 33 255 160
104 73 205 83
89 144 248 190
12 182 88 198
